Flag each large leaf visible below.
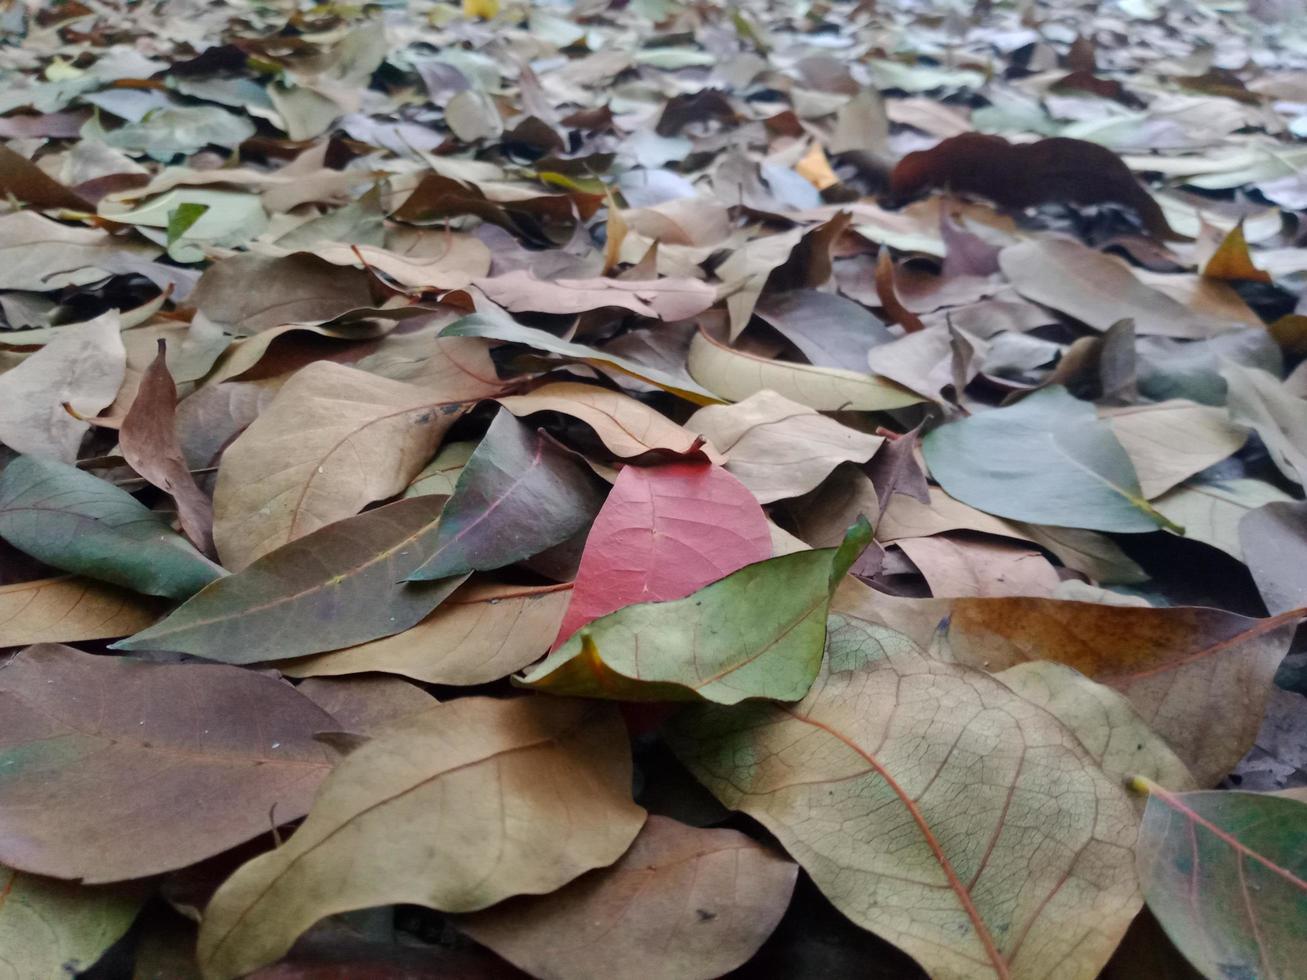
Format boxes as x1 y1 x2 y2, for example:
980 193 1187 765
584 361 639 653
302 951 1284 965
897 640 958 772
407 408 605 581
441 312 720 404
212 360 499 570
1133 784 1307 980
196 696 646 980
0 211 159 292
1222 361 1307 486
474 270 716 319
0 644 336 882
555 461 771 645
280 580 571 685
685 390 883 503
0 455 224 601
457 815 798 980
923 385 1174 533
998 239 1234 338
0 311 125 463
0 576 160 647
668 614 1142 980
189 253 374 335
115 495 463 662
520 518 869 703
0 868 145 977
930 597 1303 786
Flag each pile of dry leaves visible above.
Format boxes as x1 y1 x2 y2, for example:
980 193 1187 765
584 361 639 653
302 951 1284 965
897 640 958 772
1 0 1306 976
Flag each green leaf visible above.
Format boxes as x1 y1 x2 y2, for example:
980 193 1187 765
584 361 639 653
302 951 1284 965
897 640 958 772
1133 782 1307 980
0 455 224 600
114 495 464 662
165 202 210 246
0 866 146 976
407 408 605 581
519 518 870 704
441 312 722 405
923 386 1176 533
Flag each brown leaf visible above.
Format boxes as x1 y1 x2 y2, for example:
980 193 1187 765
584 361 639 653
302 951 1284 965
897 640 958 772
196 696 645 980
0 144 94 211
891 133 1180 240
874 248 926 333
0 644 336 882
457 816 797 980
119 340 215 554
670 614 1142 980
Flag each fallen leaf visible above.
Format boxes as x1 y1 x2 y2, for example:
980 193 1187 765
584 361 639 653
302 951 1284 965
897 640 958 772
895 534 1061 597
0 576 159 647
1239 500 1307 614
996 662 1196 791
212 360 496 570
498 382 721 462
874 248 927 333
1152 478 1293 560
999 239 1234 338
1103 399 1248 498
280 580 571 685
0 310 125 462
119 340 215 554
754 289 895 372
196 696 645 980
555 462 771 645
687 327 922 411
893 133 1178 239
115 495 463 662
474 270 716 320
685 390 883 502
935 598 1303 785
0 211 158 292
669 613 1142 980
189 253 376 335
1201 221 1271 284
520 519 869 704
0 143 94 210
1133 783 1307 980
402 440 476 498
0 644 336 882
457 816 797 980
295 676 438 735
923 385 1174 533
442 313 720 404
407 408 606 581
1222 361 1307 485
0 867 145 977
0 455 224 600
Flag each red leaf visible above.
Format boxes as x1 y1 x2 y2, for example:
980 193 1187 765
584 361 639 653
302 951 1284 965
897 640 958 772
554 463 771 647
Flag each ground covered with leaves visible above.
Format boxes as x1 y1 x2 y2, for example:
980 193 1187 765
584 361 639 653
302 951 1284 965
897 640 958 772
2 0 1307 976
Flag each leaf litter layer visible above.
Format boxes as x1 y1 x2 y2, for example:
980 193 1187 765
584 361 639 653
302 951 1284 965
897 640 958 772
1 0 1307 976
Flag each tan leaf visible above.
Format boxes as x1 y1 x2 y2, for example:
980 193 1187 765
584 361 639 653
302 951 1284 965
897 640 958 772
0 211 158 292
669 614 1141 980
1103 400 1248 499
685 390 882 503
0 576 160 646
936 599 1303 785
687 327 922 411
212 361 497 569
895 534 1061 597
499 382 723 462
474 270 716 320
312 237 492 290
279 580 570 685
999 238 1236 338
457 816 798 980
995 662 1196 792
0 310 125 462
197 696 646 980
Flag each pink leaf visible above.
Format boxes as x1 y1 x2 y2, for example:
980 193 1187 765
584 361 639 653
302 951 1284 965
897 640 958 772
554 463 771 647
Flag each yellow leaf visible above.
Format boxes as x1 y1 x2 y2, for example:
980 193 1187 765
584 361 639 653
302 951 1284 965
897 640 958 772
462 0 500 18
796 142 839 190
